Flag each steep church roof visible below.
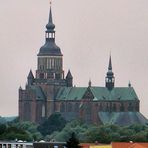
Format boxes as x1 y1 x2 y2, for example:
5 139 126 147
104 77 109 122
90 87 138 101
56 87 87 100
55 86 138 101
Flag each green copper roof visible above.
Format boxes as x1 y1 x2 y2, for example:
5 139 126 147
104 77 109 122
30 86 46 100
90 87 138 101
98 112 148 126
56 86 138 101
56 87 87 100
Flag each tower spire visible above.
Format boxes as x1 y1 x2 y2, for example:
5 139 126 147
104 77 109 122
37 1 63 81
108 55 112 71
105 54 115 90
88 79 92 87
46 1 55 31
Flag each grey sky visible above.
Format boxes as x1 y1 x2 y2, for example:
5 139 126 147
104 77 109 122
0 0 148 118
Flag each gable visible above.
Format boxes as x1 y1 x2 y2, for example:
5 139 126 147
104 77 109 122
82 87 94 100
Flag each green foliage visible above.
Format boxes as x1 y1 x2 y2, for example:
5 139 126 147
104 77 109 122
38 112 67 136
0 125 32 141
0 124 6 135
0 118 42 141
0 116 147 143
0 117 6 124
50 120 89 142
50 120 148 143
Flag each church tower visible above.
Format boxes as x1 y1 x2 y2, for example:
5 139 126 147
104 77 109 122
105 55 115 90
19 5 73 123
36 6 64 81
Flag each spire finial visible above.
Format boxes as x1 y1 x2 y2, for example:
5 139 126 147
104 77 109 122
108 54 112 71
46 0 55 30
128 81 131 87
88 79 92 87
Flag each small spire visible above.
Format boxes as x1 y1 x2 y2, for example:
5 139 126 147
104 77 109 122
19 86 22 90
88 79 92 87
108 54 112 71
28 70 34 79
105 54 115 90
128 81 131 87
49 6 53 24
66 70 73 79
46 2 55 30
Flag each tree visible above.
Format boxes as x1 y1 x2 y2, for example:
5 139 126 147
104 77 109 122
38 112 67 136
66 132 81 148
0 124 6 135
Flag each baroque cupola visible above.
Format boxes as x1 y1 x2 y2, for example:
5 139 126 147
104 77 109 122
105 55 115 90
36 5 64 80
38 6 62 56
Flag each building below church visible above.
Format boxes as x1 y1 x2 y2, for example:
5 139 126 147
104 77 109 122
19 6 147 125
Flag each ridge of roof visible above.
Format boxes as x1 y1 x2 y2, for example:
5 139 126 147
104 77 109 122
55 86 138 101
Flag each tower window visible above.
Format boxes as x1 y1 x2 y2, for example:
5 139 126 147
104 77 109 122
39 73 44 79
49 33 52 38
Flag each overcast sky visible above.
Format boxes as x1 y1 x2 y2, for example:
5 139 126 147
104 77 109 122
0 0 148 118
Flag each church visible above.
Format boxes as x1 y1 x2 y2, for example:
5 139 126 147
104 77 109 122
19 6 147 125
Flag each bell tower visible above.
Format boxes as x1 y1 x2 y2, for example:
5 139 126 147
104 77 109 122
36 5 64 81
105 55 115 90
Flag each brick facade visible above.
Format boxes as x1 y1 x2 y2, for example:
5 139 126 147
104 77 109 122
18 6 147 125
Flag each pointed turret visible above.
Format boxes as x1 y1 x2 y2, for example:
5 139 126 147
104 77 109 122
66 70 73 79
27 70 34 86
28 70 34 79
128 81 131 87
108 55 112 71
66 70 73 87
88 79 92 87
46 6 55 31
19 86 22 90
105 55 115 90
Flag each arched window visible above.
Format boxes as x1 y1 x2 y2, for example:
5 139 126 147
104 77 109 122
67 103 72 112
128 103 133 111
113 104 116 112
99 103 103 111
42 105 45 117
39 73 44 79
106 103 110 112
74 103 79 112
60 103 65 112
120 103 124 111
24 102 31 120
